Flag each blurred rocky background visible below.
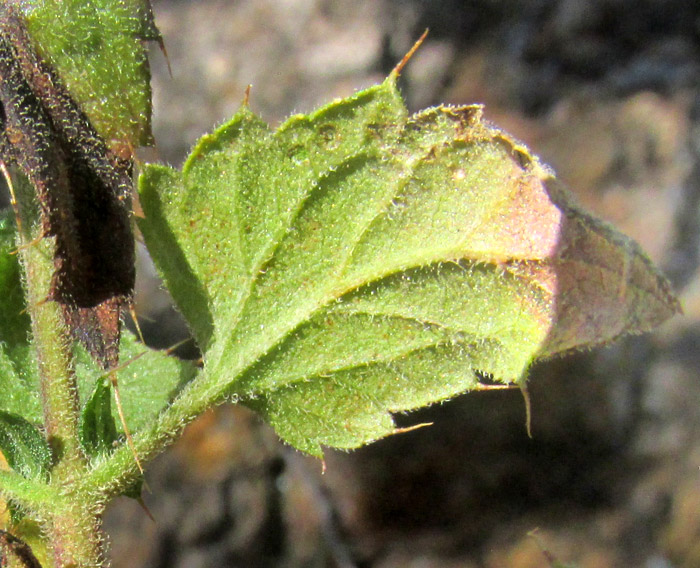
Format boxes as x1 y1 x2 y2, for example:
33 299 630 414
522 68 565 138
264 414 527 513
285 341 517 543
100 0 700 566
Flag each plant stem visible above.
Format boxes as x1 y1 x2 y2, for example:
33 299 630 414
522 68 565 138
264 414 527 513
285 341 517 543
20 239 81 467
13 181 104 567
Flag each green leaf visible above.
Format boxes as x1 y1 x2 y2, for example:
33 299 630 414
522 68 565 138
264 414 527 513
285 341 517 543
140 83 408 352
137 75 678 456
78 375 149 504
0 212 30 351
79 378 118 458
21 0 157 152
79 373 149 499
74 333 199 436
0 411 51 481
0 212 40 422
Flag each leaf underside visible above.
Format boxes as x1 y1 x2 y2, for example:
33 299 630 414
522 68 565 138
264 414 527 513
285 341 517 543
137 76 679 456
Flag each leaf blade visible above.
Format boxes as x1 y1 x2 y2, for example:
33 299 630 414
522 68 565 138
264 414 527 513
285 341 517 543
0 411 51 481
139 77 680 454
22 0 157 153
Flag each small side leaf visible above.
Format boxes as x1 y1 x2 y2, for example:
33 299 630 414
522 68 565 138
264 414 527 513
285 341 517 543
0 412 51 481
0 212 30 352
79 379 118 458
79 376 146 500
74 332 199 436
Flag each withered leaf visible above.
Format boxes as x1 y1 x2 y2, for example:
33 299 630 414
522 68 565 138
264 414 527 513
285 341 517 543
0 5 134 369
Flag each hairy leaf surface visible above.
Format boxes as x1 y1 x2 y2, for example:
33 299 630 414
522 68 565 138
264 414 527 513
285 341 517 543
0 412 51 481
139 76 679 456
20 0 158 153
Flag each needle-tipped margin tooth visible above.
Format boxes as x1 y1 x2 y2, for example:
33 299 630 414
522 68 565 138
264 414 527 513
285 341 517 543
391 28 429 78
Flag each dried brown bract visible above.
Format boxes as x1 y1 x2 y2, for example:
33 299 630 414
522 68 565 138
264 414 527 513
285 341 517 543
0 5 134 369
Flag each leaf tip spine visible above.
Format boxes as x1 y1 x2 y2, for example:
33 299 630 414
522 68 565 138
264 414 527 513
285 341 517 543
390 28 429 79
243 84 252 107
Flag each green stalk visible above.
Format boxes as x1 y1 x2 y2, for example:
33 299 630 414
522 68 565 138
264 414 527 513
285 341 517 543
13 179 104 567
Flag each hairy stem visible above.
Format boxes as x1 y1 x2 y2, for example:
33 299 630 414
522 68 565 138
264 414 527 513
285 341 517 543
13 177 103 567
